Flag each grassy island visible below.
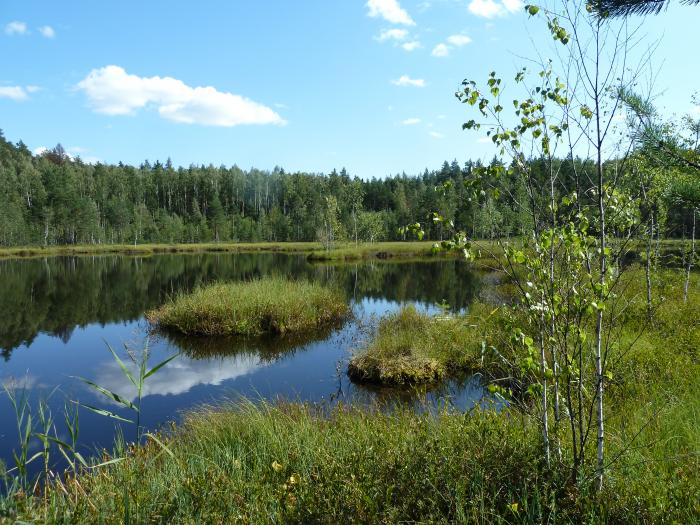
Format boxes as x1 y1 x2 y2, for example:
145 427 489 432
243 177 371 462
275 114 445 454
146 277 349 336
348 305 483 385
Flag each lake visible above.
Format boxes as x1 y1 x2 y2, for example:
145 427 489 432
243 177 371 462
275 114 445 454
0 252 487 470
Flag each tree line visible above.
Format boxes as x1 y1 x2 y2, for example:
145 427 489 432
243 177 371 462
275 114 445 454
0 128 697 248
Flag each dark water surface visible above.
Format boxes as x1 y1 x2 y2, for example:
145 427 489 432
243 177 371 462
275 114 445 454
0 253 486 470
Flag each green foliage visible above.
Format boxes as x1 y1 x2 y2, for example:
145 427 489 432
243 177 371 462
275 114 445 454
146 277 350 336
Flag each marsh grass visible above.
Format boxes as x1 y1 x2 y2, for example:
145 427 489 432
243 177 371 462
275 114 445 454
3 267 700 524
146 277 350 337
0 241 321 260
348 305 486 385
4 401 554 525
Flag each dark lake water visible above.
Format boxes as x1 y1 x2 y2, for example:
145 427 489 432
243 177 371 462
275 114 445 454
0 252 487 471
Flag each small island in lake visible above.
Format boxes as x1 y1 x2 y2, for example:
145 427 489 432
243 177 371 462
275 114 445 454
146 277 349 336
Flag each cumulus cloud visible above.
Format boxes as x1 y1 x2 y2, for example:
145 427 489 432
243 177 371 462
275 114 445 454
402 40 421 51
429 131 445 138
38 25 55 38
366 0 415 25
5 21 28 35
432 34 472 57
377 28 408 41
447 34 472 46
76 65 285 127
391 75 426 87
468 0 523 17
93 353 265 401
431 43 450 57
0 86 31 101
401 118 421 125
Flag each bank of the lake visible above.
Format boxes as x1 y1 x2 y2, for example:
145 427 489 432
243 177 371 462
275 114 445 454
0 241 460 262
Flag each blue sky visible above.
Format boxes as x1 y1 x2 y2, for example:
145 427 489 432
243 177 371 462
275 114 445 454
1 0 698 178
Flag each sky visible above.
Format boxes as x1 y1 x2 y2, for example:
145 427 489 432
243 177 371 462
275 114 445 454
1 0 698 178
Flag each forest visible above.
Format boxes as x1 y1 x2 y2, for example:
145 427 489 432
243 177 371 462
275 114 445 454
0 130 696 248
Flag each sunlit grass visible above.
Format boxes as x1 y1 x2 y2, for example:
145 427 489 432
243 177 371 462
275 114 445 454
348 305 487 385
146 277 350 336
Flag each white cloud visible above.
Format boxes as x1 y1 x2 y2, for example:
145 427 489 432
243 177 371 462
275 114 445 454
431 43 450 57
468 0 522 17
0 86 29 101
366 0 415 25
429 131 445 138
402 40 421 51
33 146 48 156
447 34 472 46
377 28 408 41
401 118 421 125
691 105 700 115
391 75 426 87
5 21 28 35
502 0 525 12
94 353 265 401
477 136 492 143
76 65 285 127
25 85 40 93
38 25 55 38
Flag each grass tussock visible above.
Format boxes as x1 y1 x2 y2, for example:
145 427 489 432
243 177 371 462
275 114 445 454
146 277 349 336
348 305 485 385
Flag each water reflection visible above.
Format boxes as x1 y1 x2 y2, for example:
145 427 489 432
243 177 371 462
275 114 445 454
0 254 480 358
0 252 487 470
94 352 265 401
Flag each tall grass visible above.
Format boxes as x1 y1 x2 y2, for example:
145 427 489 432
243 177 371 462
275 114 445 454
2 267 699 523
6 401 555 524
348 305 487 385
147 277 350 336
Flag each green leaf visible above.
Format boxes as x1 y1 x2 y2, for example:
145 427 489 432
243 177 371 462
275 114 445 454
80 403 134 423
75 377 138 412
106 343 138 389
144 353 179 379
145 432 175 459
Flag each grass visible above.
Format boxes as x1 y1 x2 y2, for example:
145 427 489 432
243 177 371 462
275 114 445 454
3 396 697 523
0 241 321 260
307 241 449 261
2 265 699 524
3 401 553 524
146 277 350 336
0 240 466 262
348 304 489 385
